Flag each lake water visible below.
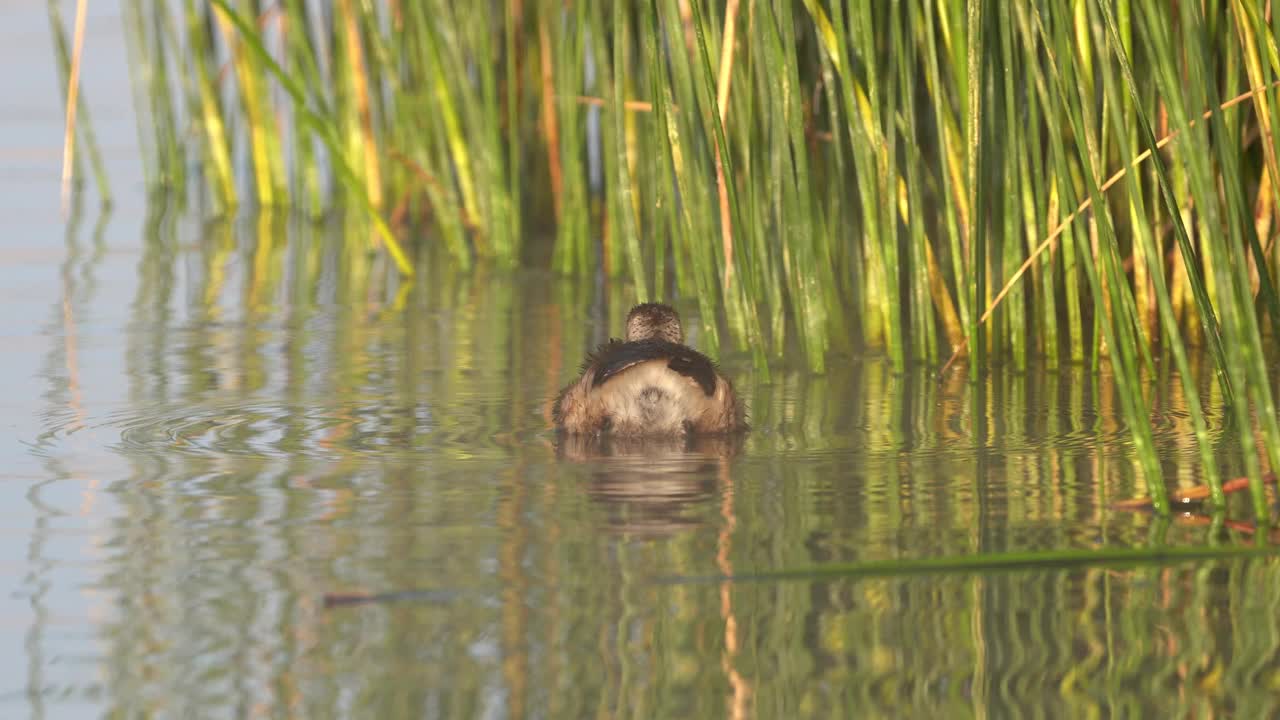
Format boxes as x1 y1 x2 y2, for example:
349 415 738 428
8 4 1280 719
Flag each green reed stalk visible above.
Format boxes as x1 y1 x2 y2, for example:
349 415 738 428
180 0 235 212
611 1 645 297
898 2 936 362
1168 0 1280 521
723 6 780 372
549 0 588 275
397 1 469 266
503 0 523 262
122 1 158 191
125 0 1280 505
1131 6 1233 404
1028 2 1166 511
822 0 881 355
126 0 184 194
213 0 283 206
280 0 326 214
857 1 906 369
583 0 616 279
1073 1 1223 505
964 0 986 379
761 0 825 370
995 2 1025 368
656 0 720 355
209 0 411 276
687 0 767 356
334 0 381 213
418 6 483 253
450 0 519 263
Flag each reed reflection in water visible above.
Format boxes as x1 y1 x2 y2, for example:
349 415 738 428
20 212 1280 718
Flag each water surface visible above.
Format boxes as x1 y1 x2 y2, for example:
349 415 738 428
7 4 1280 719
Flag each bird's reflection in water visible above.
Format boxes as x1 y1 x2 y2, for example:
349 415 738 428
557 434 744 536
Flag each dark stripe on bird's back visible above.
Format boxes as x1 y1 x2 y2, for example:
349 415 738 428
589 340 718 396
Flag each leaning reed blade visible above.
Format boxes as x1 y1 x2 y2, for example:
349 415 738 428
207 0 412 277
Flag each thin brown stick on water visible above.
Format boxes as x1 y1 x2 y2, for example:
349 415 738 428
939 79 1280 376
1112 474 1273 510
60 0 89 215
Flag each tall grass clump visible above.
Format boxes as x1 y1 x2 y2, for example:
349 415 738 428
122 0 1280 512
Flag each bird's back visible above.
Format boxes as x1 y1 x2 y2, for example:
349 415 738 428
554 341 744 435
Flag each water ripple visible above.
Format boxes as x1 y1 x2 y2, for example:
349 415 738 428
31 397 531 463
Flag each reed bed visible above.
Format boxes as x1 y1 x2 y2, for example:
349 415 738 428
116 0 1280 514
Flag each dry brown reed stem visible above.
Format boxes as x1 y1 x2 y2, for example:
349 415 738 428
715 0 740 287
212 7 283 86
939 80 1280 376
61 291 84 432
1258 171 1275 256
1232 0 1280 234
388 148 478 230
338 0 383 209
60 0 88 215
1112 475 1266 510
538 10 563 221
716 458 752 720
575 96 655 112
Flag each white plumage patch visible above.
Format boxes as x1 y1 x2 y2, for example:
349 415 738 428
591 360 716 434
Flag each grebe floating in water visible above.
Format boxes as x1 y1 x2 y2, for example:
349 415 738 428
553 303 746 436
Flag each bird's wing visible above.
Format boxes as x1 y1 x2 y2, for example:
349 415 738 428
589 340 718 396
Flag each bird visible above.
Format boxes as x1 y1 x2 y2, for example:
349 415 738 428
553 303 746 436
